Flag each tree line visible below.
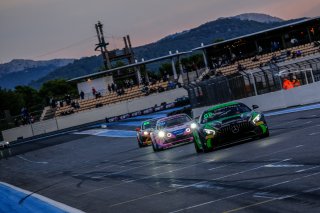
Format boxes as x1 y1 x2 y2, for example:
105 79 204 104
0 79 78 118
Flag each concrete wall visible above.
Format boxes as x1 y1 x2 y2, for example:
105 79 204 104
2 125 33 142
2 88 188 142
192 81 320 118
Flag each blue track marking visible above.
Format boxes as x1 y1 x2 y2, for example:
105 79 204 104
96 130 136 137
74 129 136 138
265 103 320 117
0 182 83 213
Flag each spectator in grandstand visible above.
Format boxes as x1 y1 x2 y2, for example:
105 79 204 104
129 79 134 88
237 63 245 72
252 55 259 62
167 81 176 90
158 86 165 93
107 84 111 93
50 98 56 108
116 87 125 96
231 52 237 62
21 107 31 124
282 77 294 90
292 76 301 87
271 54 278 63
80 90 85 99
111 83 116 93
296 50 302 57
141 85 149 95
124 79 129 88
271 41 280 52
95 91 102 98
92 87 97 97
291 38 299 46
71 101 76 108
75 102 80 109
286 50 292 57
258 46 263 55
65 94 71 105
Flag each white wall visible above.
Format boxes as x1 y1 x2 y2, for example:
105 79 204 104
2 125 33 142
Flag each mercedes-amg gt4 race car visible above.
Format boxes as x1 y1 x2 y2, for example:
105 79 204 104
136 118 159 148
150 114 196 152
193 102 269 153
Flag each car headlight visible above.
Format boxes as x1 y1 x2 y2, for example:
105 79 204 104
185 128 191 133
204 129 216 135
252 114 262 124
166 133 172 137
5 142 9 145
158 131 165 138
143 131 149 136
190 123 197 129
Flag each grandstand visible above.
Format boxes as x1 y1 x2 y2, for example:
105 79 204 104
54 81 169 117
213 42 319 76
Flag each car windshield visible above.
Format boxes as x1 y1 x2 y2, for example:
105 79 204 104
141 119 158 130
200 103 251 124
157 115 191 129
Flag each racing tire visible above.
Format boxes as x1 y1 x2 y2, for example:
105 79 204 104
262 129 270 138
137 137 143 148
202 143 211 153
194 141 202 153
152 142 160 152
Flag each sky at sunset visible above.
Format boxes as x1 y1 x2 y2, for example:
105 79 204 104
0 0 319 63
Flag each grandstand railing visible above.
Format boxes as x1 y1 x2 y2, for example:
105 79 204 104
187 63 319 108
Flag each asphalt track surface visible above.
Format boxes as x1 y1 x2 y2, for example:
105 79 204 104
1 108 320 213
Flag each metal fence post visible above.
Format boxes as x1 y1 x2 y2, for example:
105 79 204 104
250 73 258 96
55 117 59 130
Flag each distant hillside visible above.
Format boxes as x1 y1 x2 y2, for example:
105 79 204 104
29 56 103 88
12 13 307 88
230 13 283 23
0 59 74 89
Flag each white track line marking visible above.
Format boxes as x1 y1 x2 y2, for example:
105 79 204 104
109 159 291 208
17 155 48 164
224 187 320 213
309 132 320 136
169 171 320 213
77 160 214 196
108 146 305 207
295 165 320 173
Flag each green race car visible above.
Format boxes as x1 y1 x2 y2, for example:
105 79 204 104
193 101 269 153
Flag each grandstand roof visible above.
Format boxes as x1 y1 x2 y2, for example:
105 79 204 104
192 16 320 51
68 51 191 82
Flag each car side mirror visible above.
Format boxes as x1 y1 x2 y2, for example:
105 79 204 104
135 127 141 131
252 105 259 110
